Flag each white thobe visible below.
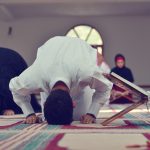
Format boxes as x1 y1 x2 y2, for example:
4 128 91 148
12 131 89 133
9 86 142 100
98 61 111 74
9 36 113 119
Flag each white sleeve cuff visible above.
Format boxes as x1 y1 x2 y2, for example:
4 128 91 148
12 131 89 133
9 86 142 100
87 102 101 117
20 102 35 117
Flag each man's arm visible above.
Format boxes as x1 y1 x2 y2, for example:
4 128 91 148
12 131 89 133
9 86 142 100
40 92 49 118
9 62 43 122
89 73 113 116
81 73 113 123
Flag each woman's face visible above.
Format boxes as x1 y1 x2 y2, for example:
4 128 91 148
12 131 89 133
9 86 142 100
116 59 125 68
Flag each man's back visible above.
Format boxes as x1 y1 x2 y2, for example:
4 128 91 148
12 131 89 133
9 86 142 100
36 36 97 85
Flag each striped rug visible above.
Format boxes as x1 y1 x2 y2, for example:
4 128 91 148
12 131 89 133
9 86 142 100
0 104 150 150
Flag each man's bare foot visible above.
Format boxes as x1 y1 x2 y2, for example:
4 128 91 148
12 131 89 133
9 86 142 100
3 109 15 115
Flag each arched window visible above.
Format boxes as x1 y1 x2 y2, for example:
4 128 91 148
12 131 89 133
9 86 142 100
66 25 103 54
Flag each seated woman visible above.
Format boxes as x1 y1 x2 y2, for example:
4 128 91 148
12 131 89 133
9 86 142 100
111 54 134 82
0 47 41 115
110 54 134 104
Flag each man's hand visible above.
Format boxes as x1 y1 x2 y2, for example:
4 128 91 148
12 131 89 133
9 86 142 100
80 114 96 124
23 114 42 124
3 109 15 115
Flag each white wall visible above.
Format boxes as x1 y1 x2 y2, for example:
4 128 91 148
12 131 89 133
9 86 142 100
0 15 150 84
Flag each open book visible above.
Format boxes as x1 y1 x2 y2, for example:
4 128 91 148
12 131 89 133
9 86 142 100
101 72 150 126
110 72 149 100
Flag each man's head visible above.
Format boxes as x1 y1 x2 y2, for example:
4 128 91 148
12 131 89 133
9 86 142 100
115 54 125 68
44 82 73 125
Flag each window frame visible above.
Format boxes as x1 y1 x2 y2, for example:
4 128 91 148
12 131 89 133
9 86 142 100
66 24 103 54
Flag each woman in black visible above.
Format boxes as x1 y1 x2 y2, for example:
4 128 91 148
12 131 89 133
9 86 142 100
111 54 134 82
0 48 41 115
110 54 134 104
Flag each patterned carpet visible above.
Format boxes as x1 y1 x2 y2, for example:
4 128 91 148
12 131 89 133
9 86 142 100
1 104 150 150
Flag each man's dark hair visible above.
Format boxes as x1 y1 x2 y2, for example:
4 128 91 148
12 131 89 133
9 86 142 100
115 54 125 62
44 89 73 125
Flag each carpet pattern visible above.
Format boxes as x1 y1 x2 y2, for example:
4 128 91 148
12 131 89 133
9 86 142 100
0 104 150 150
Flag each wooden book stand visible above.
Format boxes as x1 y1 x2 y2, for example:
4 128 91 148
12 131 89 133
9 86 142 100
101 72 149 126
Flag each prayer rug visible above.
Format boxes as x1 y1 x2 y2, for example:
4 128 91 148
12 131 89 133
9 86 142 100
0 104 150 150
